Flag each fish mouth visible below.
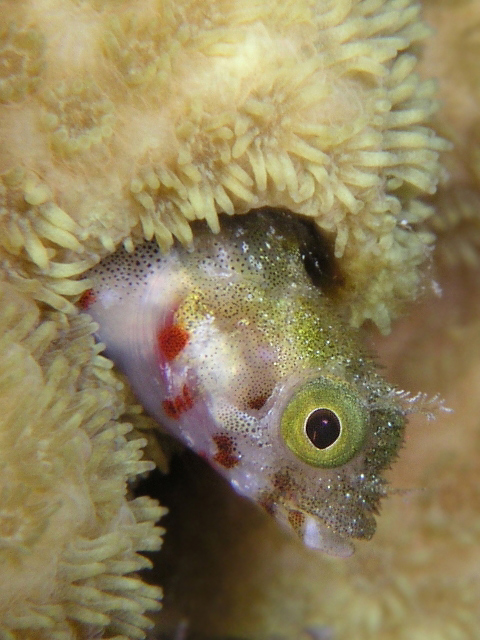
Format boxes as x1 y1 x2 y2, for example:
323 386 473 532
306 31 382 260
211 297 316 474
302 514 354 557
264 464 383 555
274 504 355 557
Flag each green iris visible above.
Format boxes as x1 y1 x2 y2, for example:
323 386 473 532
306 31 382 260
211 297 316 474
281 376 368 468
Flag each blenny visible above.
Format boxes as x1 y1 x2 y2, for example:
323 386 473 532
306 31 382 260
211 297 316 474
81 209 406 556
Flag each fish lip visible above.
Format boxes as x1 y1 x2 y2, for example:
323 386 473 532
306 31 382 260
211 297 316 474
302 514 355 557
267 458 382 545
274 504 355 557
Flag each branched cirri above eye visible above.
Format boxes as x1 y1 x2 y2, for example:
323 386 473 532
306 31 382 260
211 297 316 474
281 376 368 468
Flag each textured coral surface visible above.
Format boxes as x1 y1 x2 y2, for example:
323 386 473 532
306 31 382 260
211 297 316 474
0 0 469 638
0 280 166 639
0 0 444 331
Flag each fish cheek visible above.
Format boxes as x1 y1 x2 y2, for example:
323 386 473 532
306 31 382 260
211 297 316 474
363 404 406 474
268 374 399 541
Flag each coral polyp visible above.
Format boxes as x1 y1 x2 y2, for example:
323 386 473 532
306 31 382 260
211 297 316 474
0 281 165 638
0 0 447 330
103 10 175 91
41 80 116 157
0 22 45 103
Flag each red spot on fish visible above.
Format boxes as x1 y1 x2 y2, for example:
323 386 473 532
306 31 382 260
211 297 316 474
157 324 189 362
247 394 268 410
162 384 194 419
213 434 240 469
78 288 96 310
287 509 306 534
162 399 178 419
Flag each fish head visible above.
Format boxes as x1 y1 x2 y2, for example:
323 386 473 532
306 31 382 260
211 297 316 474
81 210 406 556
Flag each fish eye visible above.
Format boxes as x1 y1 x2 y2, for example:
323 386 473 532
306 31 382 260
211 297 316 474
281 376 368 468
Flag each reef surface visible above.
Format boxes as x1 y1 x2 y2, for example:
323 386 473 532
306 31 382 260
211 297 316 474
0 0 473 639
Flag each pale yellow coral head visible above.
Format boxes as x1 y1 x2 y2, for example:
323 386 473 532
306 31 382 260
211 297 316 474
0 0 450 637
0 281 166 638
0 0 447 332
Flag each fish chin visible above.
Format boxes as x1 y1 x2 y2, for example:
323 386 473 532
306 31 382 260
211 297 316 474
275 505 354 557
302 515 354 557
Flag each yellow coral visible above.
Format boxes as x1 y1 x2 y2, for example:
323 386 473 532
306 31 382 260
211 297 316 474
40 80 116 157
0 0 445 331
418 0 480 271
0 0 457 638
0 282 165 639
0 22 45 103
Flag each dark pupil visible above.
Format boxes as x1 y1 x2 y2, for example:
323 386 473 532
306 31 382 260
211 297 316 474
305 408 341 449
